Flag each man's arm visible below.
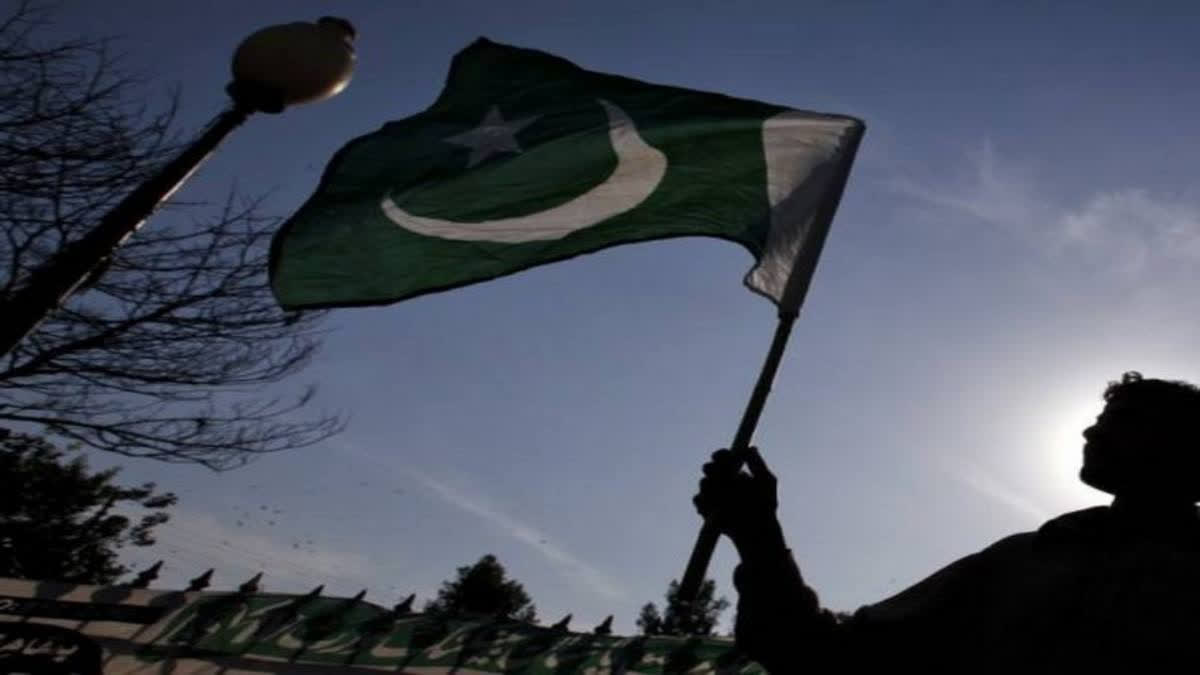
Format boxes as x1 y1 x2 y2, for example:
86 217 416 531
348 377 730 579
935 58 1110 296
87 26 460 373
693 447 838 671
695 448 1025 671
732 542 839 671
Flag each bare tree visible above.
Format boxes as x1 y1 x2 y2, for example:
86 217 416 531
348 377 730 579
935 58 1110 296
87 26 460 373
0 1 342 469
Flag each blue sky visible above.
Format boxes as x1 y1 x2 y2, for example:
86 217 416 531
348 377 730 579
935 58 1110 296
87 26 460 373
47 0 1200 634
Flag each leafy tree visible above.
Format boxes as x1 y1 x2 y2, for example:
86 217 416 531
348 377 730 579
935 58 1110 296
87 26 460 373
0 427 177 583
0 1 341 469
637 578 729 637
424 554 538 623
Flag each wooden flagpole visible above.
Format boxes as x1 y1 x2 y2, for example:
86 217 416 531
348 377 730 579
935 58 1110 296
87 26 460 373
674 122 864 605
675 310 796 603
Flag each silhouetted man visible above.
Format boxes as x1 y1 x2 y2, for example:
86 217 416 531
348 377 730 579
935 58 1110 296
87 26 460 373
694 372 1200 672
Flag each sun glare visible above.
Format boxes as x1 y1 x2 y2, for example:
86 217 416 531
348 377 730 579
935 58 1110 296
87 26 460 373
1026 386 1107 509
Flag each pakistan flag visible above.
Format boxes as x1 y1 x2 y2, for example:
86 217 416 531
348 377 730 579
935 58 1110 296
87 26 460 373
270 38 864 311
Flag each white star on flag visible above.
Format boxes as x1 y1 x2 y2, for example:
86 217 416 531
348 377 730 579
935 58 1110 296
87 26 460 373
446 106 540 167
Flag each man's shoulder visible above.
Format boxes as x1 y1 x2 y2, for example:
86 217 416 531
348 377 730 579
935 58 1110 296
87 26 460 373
857 508 1110 624
1033 505 1112 548
1037 505 1111 532
972 507 1110 558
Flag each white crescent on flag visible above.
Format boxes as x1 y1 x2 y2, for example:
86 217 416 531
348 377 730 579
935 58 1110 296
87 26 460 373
380 100 668 243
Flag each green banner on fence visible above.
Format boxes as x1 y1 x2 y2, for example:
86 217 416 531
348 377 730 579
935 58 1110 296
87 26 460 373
0 578 763 674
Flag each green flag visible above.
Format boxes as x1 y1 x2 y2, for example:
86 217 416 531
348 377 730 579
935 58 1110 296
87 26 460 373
270 38 863 311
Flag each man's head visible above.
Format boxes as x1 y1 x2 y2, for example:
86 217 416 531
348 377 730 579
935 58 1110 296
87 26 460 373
1080 372 1200 501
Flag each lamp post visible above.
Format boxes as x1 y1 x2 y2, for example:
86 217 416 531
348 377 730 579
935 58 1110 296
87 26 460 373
0 17 356 358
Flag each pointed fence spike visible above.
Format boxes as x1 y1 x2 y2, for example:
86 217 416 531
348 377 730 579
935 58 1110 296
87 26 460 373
550 613 572 631
394 593 415 614
288 585 322 609
187 569 214 591
239 572 263 594
129 560 163 588
593 615 613 635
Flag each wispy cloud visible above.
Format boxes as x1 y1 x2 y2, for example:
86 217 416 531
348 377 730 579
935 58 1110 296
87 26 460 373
407 470 628 601
888 140 1200 280
889 139 1047 239
328 440 628 602
947 458 1049 522
1059 189 1200 276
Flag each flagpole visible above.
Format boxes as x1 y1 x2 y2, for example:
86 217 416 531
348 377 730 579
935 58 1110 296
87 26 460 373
675 121 864 606
675 309 796 604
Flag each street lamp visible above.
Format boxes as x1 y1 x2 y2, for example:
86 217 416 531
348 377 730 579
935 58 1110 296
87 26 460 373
0 17 357 357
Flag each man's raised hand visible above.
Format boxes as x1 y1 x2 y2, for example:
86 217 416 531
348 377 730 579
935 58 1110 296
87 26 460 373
693 446 786 561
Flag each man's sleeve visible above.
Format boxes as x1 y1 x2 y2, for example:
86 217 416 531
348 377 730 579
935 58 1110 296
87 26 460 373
732 550 838 673
845 534 1030 666
733 535 1026 672
856 534 1028 625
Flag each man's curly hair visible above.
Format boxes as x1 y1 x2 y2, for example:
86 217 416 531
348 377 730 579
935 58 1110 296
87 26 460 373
1103 371 1200 414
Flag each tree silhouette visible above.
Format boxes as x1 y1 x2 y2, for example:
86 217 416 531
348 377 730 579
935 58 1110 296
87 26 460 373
0 0 341 469
637 578 729 637
0 427 176 583
424 554 538 623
